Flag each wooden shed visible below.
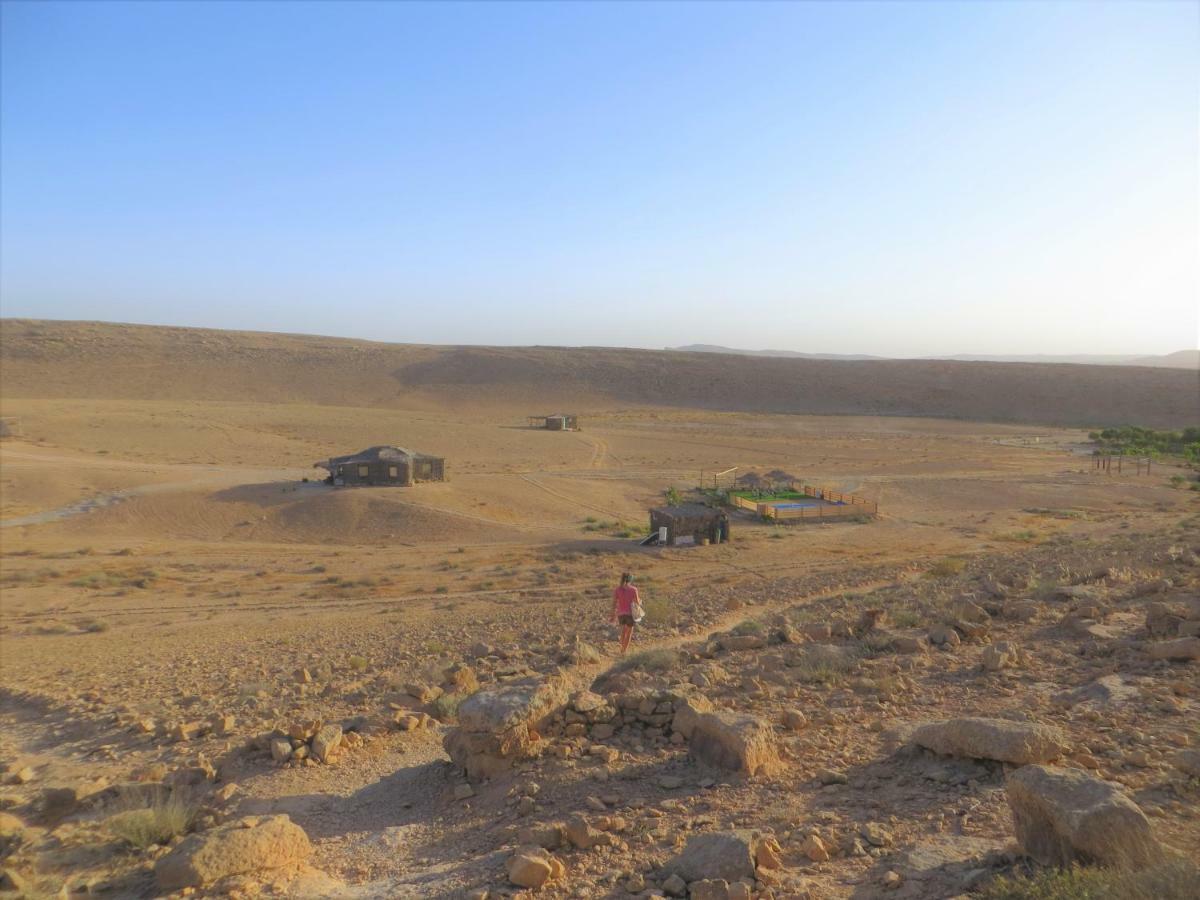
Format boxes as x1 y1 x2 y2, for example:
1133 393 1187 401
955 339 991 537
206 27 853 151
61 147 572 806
315 446 446 487
648 504 730 546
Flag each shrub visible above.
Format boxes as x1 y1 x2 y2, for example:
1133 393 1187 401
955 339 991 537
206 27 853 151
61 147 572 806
731 618 765 636
978 860 1200 900
108 788 197 849
789 645 859 685
610 648 679 676
346 655 368 672
890 608 920 628
640 594 674 626
927 557 967 579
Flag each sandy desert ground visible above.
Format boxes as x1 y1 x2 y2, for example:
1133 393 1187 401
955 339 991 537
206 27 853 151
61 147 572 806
0 322 1198 899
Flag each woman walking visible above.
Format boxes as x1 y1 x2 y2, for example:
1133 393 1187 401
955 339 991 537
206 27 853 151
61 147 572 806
610 572 641 654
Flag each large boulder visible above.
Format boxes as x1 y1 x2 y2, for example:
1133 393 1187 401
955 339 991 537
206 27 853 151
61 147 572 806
912 718 1068 765
444 676 569 781
155 815 312 890
1006 765 1164 869
683 707 781 776
664 831 758 883
1147 637 1200 661
506 846 564 889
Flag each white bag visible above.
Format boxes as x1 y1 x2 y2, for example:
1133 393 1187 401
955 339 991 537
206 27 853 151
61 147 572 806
631 599 645 623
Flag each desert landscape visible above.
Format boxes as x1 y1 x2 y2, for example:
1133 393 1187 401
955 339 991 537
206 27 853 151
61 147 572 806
0 320 1196 898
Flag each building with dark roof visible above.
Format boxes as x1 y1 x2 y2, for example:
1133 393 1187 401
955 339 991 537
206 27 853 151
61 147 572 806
314 446 446 487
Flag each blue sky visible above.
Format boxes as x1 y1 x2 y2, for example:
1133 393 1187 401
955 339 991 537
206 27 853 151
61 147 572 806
1 1 1196 356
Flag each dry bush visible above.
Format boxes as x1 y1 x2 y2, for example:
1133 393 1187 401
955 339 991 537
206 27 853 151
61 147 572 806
979 860 1200 900
107 787 197 849
927 557 967 579
789 645 859 685
640 595 674 626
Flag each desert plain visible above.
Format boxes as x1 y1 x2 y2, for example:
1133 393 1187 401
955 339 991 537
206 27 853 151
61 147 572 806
0 321 1197 899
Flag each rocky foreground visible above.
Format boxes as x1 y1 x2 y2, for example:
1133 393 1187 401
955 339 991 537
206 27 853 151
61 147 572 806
2 520 1199 898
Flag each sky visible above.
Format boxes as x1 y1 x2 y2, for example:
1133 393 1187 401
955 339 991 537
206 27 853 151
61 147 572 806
1 1 1197 357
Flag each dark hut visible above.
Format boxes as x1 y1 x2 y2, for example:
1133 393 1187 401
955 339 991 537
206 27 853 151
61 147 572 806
648 504 730 546
527 414 580 431
315 446 446 487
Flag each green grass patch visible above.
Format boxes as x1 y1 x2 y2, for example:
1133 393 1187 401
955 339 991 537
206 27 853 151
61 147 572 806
107 788 197 849
926 557 967 579
979 860 1200 900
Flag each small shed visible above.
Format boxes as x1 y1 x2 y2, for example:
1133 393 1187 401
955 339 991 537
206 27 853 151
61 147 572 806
315 446 446 487
649 504 730 546
528 414 580 431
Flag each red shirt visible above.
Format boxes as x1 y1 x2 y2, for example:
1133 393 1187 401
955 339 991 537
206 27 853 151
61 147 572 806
613 584 639 616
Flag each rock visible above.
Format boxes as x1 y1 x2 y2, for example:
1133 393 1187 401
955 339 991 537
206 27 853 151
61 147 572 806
444 676 569 781
912 718 1068 765
311 724 343 763
928 625 961 648
172 721 206 742
1170 749 1200 777
658 775 684 790
209 714 236 736
155 814 312 890
665 831 759 883
1147 637 1200 661
406 682 442 703
453 784 475 801
892 635 928 654
950 599 989 624
662 873 688 897
0 813 29 855
506 847 561 889
801 623 832 640
690 880 732 900
0 868 30 893
1057 674 1139 708
720 633 766 651
755 836 783 869
270 737 293 763
684 709 781 776
800 834 829 861
781 709 808 731
518 823 564 850
1006 765 1164 869
564 815 610 850
1138 595 1174 623
8 767 34 786
39 782 104 822
981 641 1024 672
817 768 848 785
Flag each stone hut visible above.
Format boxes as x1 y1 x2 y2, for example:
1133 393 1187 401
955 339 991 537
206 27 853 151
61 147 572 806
649 504 730 546
315 446 445 487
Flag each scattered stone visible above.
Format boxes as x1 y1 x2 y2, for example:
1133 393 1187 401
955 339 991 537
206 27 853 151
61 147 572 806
1170 749 1200 777
155 815 312 890
1006 765 1164 869
453 784 475 801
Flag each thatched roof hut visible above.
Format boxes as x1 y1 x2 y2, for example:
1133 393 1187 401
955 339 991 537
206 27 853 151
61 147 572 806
315 446 445 487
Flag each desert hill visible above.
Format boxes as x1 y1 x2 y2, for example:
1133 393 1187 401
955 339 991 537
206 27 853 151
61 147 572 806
1 319 1196 427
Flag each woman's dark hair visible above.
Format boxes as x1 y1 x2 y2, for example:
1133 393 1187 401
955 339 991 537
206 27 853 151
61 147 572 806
620 572 632 585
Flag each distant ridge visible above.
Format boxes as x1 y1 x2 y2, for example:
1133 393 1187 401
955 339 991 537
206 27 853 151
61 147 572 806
670 344 1198 369
2 320 1195 428
668 344 884 361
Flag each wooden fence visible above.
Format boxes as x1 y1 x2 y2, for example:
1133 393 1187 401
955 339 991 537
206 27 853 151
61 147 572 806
727 483 878 521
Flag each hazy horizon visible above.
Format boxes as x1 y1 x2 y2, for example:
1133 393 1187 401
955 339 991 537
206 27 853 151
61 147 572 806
2 1 1197 357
